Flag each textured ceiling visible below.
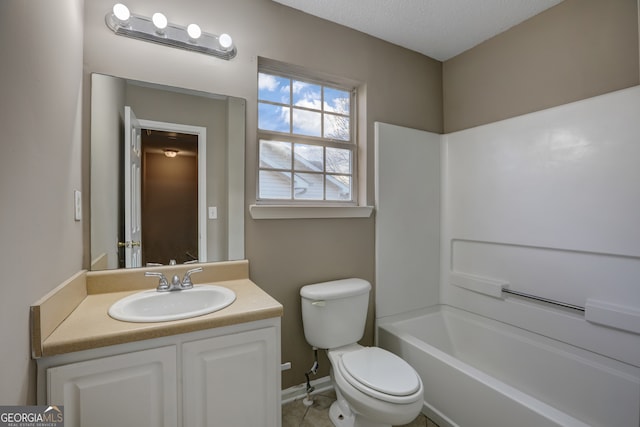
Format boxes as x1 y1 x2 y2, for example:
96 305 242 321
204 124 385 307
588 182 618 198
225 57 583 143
273 0 564 61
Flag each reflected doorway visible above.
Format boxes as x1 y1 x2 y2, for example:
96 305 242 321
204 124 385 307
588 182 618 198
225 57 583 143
141 129 199 266
120 115 208 268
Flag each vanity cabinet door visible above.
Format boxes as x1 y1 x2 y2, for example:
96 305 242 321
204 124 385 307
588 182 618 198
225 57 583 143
182 327 280 427
47 346 178 427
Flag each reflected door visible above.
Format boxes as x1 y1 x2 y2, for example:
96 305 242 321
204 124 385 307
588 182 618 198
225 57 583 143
123 106 142 267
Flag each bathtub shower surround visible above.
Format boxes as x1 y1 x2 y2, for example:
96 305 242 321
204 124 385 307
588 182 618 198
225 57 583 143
442 85 640 367
374 85 640 427
374 124 441 318
378 306 639 427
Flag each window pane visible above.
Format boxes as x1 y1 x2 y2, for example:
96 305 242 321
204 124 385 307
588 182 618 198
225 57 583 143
258 69 355 203
258 73 290 104
324 87 350 114
292 108 321 137
259 170 291 199
294 144 323 172
259 140 291 169
324 114 350 141
326 175 351 200
293 81 321 110
259 103 290 133
326 147 351 174
294 173 324 200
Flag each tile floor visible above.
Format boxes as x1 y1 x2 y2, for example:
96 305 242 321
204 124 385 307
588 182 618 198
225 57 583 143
282 390 440 427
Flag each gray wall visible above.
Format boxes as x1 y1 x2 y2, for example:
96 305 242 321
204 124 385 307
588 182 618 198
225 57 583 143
82 0 442 390
443 0 640 132
124 83 231 262
0 0 84 404
1 0 639 405
90 74 125 269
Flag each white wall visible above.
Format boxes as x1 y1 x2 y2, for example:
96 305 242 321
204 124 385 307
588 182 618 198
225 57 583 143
0 0 84 404
375 123 441 318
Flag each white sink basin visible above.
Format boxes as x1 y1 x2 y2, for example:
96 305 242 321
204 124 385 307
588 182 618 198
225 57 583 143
108 285 236 323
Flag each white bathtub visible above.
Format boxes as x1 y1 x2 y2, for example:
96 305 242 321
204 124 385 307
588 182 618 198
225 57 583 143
377 305 640 427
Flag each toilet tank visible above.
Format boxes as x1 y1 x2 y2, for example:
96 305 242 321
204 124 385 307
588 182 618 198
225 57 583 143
300 278 371 349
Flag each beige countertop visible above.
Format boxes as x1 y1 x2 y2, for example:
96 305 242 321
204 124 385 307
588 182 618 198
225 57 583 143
31 260 283 358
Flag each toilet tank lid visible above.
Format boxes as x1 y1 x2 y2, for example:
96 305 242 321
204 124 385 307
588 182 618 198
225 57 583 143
300 278 371 300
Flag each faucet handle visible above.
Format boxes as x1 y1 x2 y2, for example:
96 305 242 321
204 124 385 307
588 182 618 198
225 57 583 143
145 271 170 291
181 267 203 289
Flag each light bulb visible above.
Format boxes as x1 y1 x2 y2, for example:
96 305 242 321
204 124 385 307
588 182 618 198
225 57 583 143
164 149 178 158
152 12 168 32
218 33 233 50
112 3 130 22
187 23 201 40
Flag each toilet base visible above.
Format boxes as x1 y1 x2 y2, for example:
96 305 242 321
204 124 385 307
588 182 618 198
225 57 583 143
329 399 394 427
329 400 354 427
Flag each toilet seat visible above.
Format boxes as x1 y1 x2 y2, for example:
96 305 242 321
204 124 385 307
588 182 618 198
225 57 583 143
337 347 422 405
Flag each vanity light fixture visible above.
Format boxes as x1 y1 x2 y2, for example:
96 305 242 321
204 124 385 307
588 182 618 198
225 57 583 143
218 33 233 50
112 3 130 24
105 3 236 60
164 149 179 158
151 12 168 35
187 23 202 41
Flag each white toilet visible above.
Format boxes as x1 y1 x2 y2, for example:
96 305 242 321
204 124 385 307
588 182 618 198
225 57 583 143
300 278 424 427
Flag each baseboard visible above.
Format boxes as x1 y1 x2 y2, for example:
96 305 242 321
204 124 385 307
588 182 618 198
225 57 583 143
423 402 456 427
281 376 333 405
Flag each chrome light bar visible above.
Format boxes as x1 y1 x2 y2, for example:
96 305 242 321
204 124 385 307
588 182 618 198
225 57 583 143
105 4 236 60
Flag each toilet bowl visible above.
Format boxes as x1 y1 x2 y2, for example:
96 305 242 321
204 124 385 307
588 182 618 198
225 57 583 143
328 345 423 427
300 279 424 427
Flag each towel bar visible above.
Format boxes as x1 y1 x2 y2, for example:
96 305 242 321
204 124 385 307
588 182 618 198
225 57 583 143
502 288 585 312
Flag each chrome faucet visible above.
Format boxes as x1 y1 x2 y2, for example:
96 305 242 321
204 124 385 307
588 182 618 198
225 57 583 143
180 267 203 289
145 267 203 292
145 271 171 291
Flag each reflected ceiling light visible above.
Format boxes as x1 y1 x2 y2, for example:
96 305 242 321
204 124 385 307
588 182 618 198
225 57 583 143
105 3 237 60
164 149 179 158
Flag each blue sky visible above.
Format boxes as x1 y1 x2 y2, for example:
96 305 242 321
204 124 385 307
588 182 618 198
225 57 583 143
258 73 350 139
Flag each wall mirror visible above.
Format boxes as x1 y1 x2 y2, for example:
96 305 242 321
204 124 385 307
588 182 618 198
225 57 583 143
90 73 245 270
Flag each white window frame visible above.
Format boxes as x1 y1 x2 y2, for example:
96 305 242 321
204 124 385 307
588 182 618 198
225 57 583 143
251 59 373 219
257 70 357 206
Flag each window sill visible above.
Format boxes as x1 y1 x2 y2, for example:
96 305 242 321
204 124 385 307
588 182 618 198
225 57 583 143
249 204 374 220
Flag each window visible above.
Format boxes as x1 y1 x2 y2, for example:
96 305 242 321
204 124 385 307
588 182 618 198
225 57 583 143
257 69 356 204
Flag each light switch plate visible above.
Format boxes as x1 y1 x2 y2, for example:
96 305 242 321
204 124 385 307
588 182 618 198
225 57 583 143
208 206 217 219
74 190 82 221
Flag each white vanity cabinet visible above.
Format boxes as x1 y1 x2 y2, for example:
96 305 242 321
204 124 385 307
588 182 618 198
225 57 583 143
37 318 281 427
183 327 280 427
47 346 178 427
